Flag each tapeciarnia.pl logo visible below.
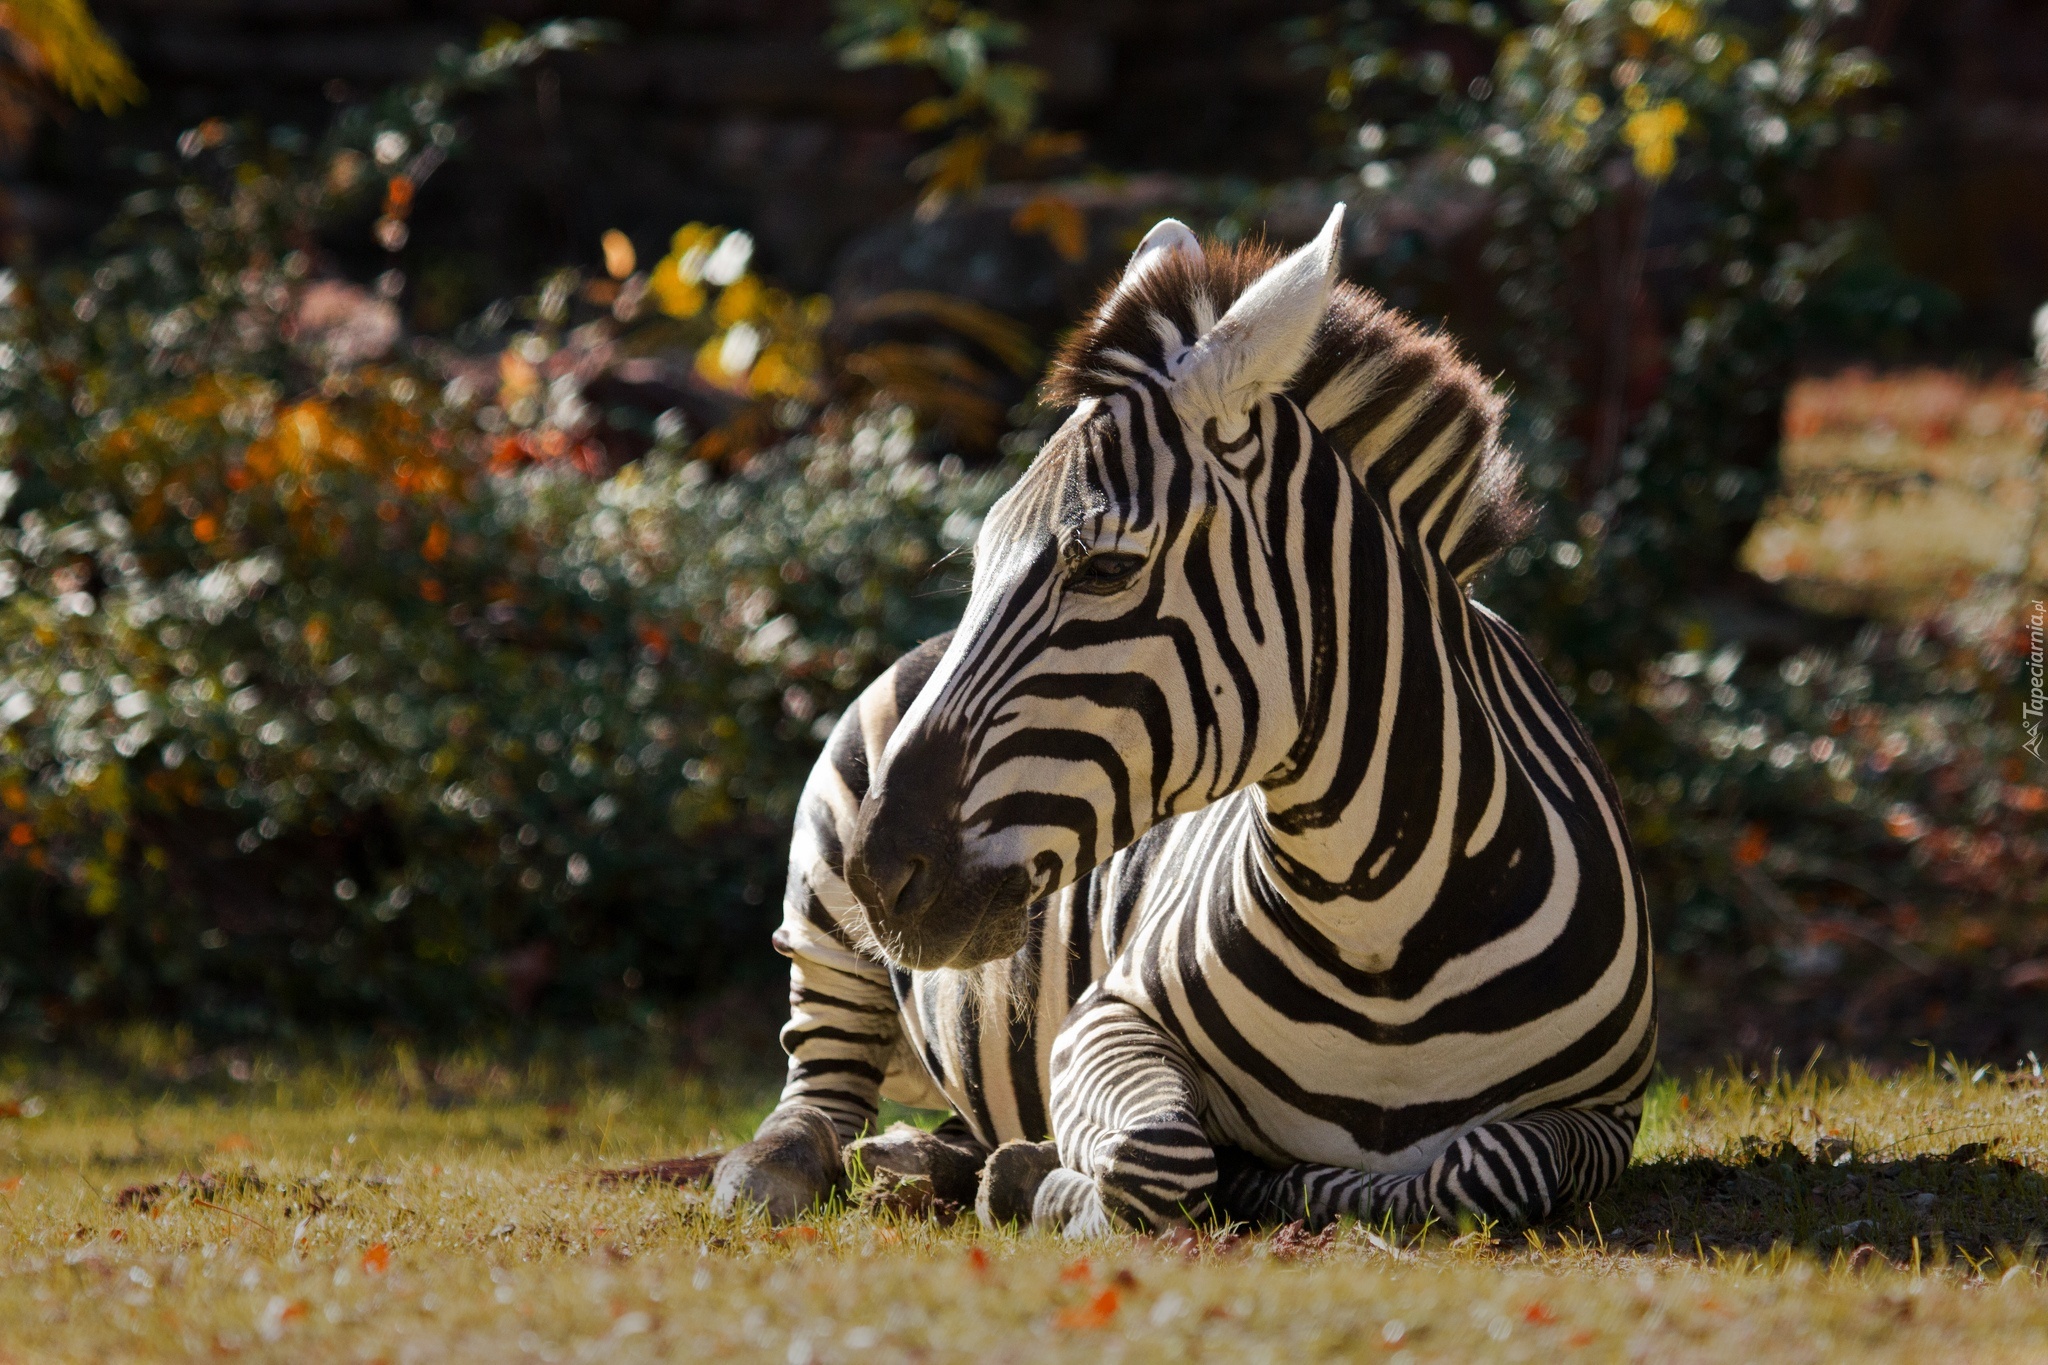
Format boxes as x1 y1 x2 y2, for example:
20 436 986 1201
2027 599 2046 761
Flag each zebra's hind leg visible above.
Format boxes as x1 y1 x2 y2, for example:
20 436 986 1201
1215 1106 1641 1232
1035 995 1219 1236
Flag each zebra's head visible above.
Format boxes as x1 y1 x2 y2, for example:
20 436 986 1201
847 206 1521 969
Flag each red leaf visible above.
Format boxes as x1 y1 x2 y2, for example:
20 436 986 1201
361 1242 391 1274
1056 1288 1120 1329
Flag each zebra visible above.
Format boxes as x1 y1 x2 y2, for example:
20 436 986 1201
710 206 1655 1235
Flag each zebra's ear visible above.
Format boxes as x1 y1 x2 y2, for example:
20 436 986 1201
1170 203 1345 446
1112 218 1203 301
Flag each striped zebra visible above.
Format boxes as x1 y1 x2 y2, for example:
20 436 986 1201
711 207 1655 1234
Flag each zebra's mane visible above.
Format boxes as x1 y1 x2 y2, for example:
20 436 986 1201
1044 235 1534 584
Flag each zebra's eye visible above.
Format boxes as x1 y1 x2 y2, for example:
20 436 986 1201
1069 551 1145 593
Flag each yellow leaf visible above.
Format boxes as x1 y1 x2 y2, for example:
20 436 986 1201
498 351 539 403
649 266 705 320
1650 1 1699 41
600 229 635 280
2 0 143 114
712 275 764 328
1623 101 1688 181
1010 192 1088 263
903 96 956 131
1020 130 1085 163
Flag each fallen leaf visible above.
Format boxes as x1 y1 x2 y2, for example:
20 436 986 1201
361 1242 390 1274
215 1134 254 1153
1523 1301 1557 1324
858 1170 962 1222
966 1246 990 1274
1363 1229 1410 1260
1056 1288 1120 1329
1269 1219 1337 1260
772 1226 820 1244
1567 1329 1596 1347
0 1175 21 1195
1058 1256 1091 1283
589 1153 722 1187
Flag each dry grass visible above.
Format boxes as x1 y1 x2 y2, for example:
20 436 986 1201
7 1047 2048 1362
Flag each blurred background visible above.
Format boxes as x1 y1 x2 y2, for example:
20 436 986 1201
0 0 2043 1076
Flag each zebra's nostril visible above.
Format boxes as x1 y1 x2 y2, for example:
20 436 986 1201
895 855 932 917
860 846 933 922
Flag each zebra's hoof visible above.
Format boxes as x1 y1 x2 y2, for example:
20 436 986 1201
976 1140 1062 1228
710 1105 843 1222
849 1122 986 1210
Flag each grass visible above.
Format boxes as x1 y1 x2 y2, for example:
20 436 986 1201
7 1046 2048 1361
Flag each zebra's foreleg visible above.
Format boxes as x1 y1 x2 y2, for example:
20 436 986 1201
710 1104 846 1221
1214 1105 1641 1231
1037 996 1219 1236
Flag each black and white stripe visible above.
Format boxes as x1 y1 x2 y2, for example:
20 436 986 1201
757 208 1654 1232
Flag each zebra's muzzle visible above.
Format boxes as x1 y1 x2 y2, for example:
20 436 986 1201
847 728 1035 969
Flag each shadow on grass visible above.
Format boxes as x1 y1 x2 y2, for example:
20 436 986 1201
1577 1139 2047 1267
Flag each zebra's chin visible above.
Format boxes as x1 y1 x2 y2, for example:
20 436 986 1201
858 862 1037 971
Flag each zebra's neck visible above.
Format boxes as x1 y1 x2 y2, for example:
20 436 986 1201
1247 474 1494 974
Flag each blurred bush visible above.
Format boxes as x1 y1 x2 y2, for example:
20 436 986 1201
3 3 2043 1054
0 28 1005 1040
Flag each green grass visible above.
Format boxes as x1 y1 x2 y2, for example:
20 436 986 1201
7 1045 2048 1362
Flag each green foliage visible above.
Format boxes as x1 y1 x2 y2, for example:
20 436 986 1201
830 0 1078 214
0 35 1002 1039
1 4 2039 1045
